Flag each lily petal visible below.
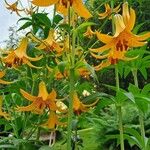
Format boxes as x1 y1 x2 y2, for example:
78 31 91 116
38 81 48 100
125 8 136 31
90 42 112 53
96 31 113 44
20 89 37 101
73 0 92 19
32 0 58 6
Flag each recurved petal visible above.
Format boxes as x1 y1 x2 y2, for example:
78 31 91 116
128 40 147 47
47 89 57 102
20 89 37 102
38 81 48 100
91 52 108 59
0 79 12 84
26 60 42 69
0 71 5 78
113 4 120 13
0 111 10 120
73 0 92 19
122 2 130 25
16 103 35 112
134 32 150 41
123 55 138 61
125 8 136 31
15 38 28 58
32 0 58 6
26 55 43 61
90 42 112 53
82 99 99 108
94 60 111 71
96 31 113 43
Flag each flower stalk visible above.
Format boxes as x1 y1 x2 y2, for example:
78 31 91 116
67 4 76 150
132 69 145 140
111 0 124 149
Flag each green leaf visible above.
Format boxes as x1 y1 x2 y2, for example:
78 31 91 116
53 14 63 26
75 22 96 32
139 67 147 80
17 22 32 31
33 13 51 27
17 17 32 23
128 84 140 95
141 83 150 95
124 92 135 103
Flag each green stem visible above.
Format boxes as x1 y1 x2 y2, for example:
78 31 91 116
132 69 145 139
67 4 76 150
118 106 124 150
67 68 75 150
115 65 124 150
111 0 124 147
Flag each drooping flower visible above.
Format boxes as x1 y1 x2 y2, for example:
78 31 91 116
2 38 43 68
25 5 38 16
83 26 95 39
90 2 150 70
98 3 120 19
28 30 63 54
0 71 12 84
5 0 24 16
16 81 65 114
73 92 98 115
41 110 66 129
0 96 10 120
32 0 92 19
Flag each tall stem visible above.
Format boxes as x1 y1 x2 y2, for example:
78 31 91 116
111 0 124 148
67 3 76 150
132 69 145 139
115 66 124 150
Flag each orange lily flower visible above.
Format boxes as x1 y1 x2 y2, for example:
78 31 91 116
16 81 64 114
0 71 12 84
2 38 43 68
83 26 95 39
41 111 66 129
90 2 150 70
28 30 63 54
25 5 38 16
73 92 98 115
98 3 120 19
32 0 92 19
0 96 10 120
5 0 24 16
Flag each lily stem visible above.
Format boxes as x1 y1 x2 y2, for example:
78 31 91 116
115 65 124 150
67 3 76 149
67 68 75 150
132 69 145 139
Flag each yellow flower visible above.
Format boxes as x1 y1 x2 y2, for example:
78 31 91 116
0 71 12 84
28 30 63 54
25 5 38 16
98 3 120 19
0 96 10 120
41 110 66 129
2 38 43 68
73 92 98 115
5 0 24 16
32 0 92 19
16 81 64 114
83 26 95 39
90 2 150 70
